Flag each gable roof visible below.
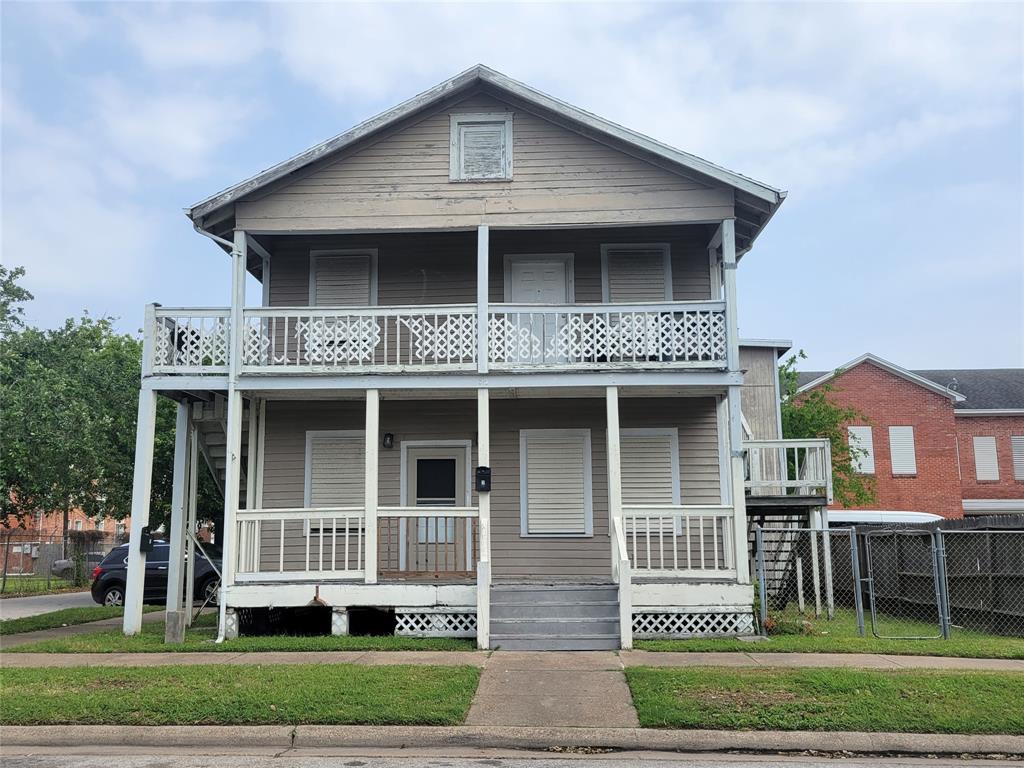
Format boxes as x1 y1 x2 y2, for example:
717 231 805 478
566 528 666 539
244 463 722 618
187 65 785 249
795 353 967 403
914 369 1024 411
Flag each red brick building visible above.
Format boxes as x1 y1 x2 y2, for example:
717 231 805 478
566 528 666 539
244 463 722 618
798 355 1024 518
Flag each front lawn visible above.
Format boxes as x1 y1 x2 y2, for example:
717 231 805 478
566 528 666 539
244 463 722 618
1 606 161 635
0 576 84 598
0 664 480 725
8 614 476 652
626 666 1024 734
635 608 1024 659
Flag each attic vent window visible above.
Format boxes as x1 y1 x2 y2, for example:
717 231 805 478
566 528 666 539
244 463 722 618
450 113 512 181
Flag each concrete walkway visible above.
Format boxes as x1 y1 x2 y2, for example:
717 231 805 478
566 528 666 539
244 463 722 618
0 590 93 620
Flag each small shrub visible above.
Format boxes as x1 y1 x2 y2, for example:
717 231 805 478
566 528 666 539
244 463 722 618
764 615 813 636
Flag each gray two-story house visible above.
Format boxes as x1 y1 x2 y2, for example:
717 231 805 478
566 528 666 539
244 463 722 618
121 65 830 650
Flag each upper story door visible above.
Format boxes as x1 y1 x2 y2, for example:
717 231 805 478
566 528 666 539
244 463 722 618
504 254 574 363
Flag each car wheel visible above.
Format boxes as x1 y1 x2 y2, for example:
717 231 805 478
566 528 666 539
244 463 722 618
102 585 125 607
201 578 220 606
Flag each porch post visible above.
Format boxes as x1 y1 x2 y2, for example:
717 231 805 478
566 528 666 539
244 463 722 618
606 386 623 572
216 230 248 639
477 224 489 373
183 413 199 625
364 389 379 584
476 387 491 649
123 388 158 635
165 401 191 643
722 220 750 582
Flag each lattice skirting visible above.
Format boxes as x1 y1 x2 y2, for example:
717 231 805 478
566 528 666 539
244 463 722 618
633 611 755 639
395 607 477 638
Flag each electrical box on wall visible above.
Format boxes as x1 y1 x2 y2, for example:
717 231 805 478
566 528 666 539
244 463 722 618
475 466 491 493
138 526 155 553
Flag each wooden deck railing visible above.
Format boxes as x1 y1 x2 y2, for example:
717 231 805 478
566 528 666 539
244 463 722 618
622 504 736 578
744 439 833 503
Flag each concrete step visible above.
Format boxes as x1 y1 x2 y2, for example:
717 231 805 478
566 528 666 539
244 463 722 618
490 601 619 620
490 618 619 636
490 585 618 605
490 633 620 651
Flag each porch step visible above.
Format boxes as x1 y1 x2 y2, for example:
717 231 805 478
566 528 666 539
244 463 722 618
489 584 620 651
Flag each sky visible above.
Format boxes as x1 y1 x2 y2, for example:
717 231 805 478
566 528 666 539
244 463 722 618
2 1 1022 371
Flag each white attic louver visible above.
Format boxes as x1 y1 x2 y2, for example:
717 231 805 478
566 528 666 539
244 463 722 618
847 426 875 474
521 430 592 536
1012 436 1024 480
604 245 670 302
460 123 505 179
973 436 1000 481
888 426 917 475
305 432 365 507
313 254 371 306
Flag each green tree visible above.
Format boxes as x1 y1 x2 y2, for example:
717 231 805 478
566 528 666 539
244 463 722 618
779 351 876 507
0 265 34 337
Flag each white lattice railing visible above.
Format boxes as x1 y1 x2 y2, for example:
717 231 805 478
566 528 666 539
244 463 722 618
623 504 736 577
151 307 231 374
235 507 366 582
488 301 727 369
241 305 477 372
744 439 833 503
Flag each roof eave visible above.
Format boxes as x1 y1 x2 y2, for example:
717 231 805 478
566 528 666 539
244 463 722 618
796 353 968 403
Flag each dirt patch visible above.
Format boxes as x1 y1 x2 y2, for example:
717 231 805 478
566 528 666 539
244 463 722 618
691 687 801 709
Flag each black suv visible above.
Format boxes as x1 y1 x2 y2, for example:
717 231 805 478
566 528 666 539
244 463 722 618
90 542 221 607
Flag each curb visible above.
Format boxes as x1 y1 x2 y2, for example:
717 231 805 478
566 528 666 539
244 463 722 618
3 725 1023 755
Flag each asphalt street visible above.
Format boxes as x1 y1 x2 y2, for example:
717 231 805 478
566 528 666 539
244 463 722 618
0 590 93 620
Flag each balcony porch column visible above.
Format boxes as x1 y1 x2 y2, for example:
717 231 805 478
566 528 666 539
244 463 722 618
476 387 491 649
477 224 489 373
122 388 158 635
364 389 379 584
605 385 623 571
164 401 191 643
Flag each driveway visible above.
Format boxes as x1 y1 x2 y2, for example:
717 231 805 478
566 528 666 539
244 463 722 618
0 591 93 620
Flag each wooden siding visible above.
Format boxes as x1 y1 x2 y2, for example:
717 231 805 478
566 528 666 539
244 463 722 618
259 396 723 579
265 225 712 307
739 346 781 440
237 92 734 231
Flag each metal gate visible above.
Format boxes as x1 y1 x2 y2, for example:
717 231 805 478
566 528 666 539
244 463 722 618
863 529 946 639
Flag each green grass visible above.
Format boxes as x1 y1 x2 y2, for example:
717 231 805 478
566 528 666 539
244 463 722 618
635 607 1024 659
626 666 1024 734
0 606 162 635
0 576 83 597
8 613 477 652
0 664 480 725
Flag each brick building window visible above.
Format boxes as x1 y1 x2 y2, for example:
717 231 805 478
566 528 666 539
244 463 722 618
847 425 875 474
888 426 917 475
973 436 999 481
1012 436 1024 481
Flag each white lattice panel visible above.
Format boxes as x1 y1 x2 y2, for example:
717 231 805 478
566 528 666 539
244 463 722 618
398 314 477 362
299 317 382 364
153 315 230 369
395 608 477 638
633 611 755 638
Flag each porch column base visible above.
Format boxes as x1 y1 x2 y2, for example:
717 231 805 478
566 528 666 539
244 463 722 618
164 611 186 644
331 608 350 636
223 608 239 640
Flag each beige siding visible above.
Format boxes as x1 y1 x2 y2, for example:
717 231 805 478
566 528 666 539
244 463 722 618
739 346 782 440
237 92 734 231
266 225 712 307
258 396 723 579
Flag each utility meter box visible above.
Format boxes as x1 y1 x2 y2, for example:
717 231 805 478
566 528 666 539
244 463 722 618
475 466 492 493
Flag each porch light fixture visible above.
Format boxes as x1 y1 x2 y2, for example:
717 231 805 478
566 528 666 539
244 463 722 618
382 433 394 449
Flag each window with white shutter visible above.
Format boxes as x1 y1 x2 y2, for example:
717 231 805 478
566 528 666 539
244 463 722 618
450 113 512 181
847 426 875 474
601 244 672 303
520 429 593 537
621 428 680 534
304 431 365 509
1012 436 1024 480
309 251 376 306
973 436 1000 481
888 426 917 475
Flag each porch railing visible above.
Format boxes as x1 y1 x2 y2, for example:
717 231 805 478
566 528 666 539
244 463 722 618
151 307 231 374
744 439 833 503
488 301 727 369
233 506 479 582
622 504 736 577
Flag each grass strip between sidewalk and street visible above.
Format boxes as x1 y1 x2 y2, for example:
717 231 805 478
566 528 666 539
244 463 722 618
0 606 161 635
7 612 476 652
635 609 1024 659
625 666 1024 734
0 664 480 725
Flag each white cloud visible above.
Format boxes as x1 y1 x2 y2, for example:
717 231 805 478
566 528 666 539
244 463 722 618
118 7 266 70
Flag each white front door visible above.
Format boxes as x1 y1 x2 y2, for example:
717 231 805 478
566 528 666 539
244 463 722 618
506 256 572 362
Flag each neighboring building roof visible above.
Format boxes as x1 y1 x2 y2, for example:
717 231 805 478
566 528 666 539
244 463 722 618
739 338 792 356
187 64 785 251
795 353 967 403
797 354 1024 410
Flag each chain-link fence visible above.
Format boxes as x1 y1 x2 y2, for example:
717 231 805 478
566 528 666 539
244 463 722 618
755 524 1024 641
0 530 127 595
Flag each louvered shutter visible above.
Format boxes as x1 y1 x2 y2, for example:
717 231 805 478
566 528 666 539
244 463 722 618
888 426 917 475
621 432 678 504
847 426 875 474
521 430 591 535
306 433 364 507
604 246 670 303
973 436 1000 481
460 123 506 179
313 255 372 306
1011 436 1024 480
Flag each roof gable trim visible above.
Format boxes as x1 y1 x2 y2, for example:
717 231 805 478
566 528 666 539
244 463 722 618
796 353 967 403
